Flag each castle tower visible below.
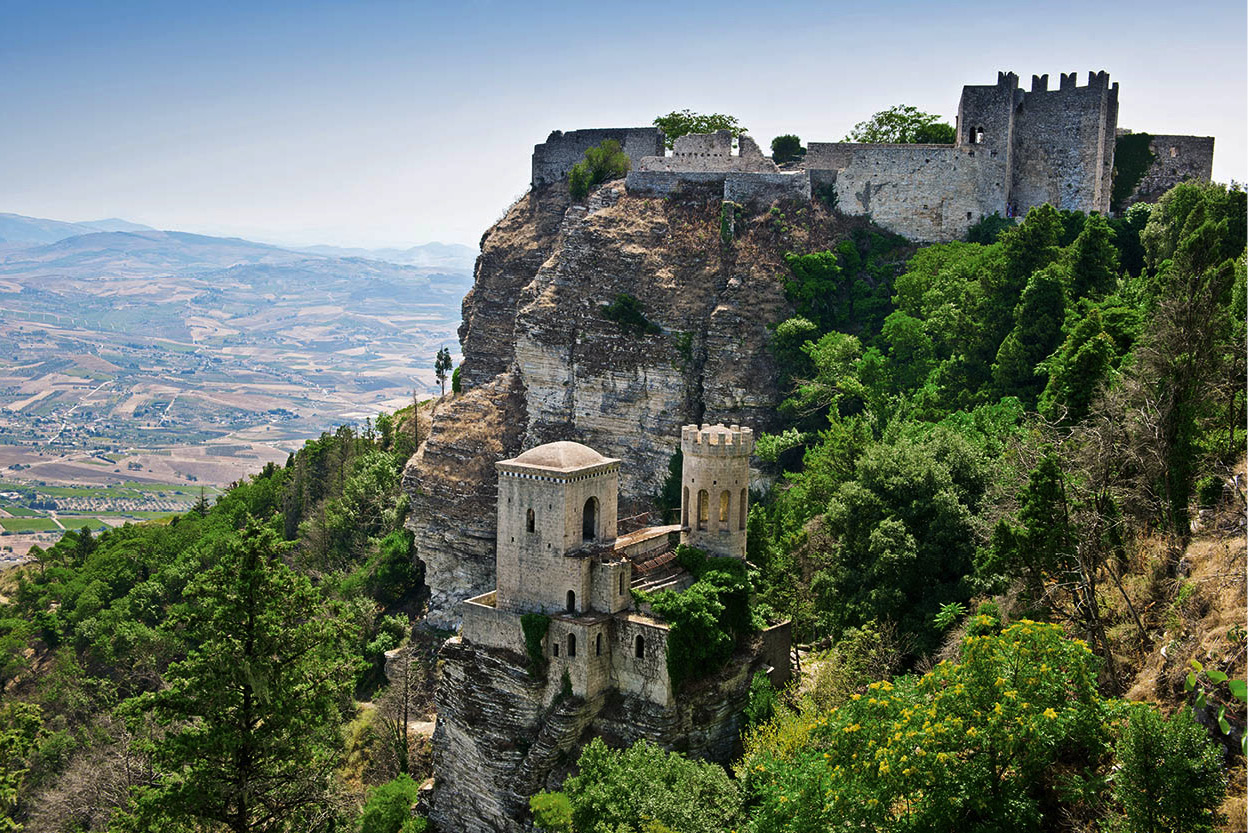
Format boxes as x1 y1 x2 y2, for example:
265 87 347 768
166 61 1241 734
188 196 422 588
679 424 753 559
494 441 620 615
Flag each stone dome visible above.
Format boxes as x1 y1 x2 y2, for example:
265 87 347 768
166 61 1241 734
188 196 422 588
511 441 610 470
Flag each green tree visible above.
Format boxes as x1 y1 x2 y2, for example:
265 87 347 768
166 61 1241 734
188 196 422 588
551 737 743 832
0 702 43 830
991 263 1068 408
1113 705 1226 832
741 622 1111 832
122 522 359 832
434 347 453 397
357 774 427 833
568 139 631 199
845 104 955 144
1038 307 1118 423
652 110 746 149
770 134 804 164
1067 212 1120 299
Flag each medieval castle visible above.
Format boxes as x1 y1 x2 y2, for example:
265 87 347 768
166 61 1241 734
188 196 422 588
530 70 1214 241
457 423 789 708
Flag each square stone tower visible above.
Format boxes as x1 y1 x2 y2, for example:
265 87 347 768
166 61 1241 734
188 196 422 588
679 424 753 559
494 441 621 615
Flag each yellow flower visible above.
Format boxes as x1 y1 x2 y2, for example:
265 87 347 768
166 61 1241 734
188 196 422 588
879 762 890 775
967 727 979 738
1044 708 1058 720
851 693 862 701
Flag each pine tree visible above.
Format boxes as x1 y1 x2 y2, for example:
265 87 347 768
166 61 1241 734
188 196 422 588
1067 212 1120 299
122 521 359 831
434 347 453 397
991 263 1068 408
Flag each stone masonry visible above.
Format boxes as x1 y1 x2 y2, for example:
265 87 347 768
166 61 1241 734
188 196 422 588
531 70 1215 241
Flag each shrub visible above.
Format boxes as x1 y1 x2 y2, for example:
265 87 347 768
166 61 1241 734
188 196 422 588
556 738 744 832
568 139 630 199
744 670 778 728
600 293 661 336
450 365 461 394
741 621 1112 831
1195 475 1224 508
965 212 1015 244
529 791 573 832
357 774 427 833
771 134 805 164
1112 704 1226 832
645 550 758 688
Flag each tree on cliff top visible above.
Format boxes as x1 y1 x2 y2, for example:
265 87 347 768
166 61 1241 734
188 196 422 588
845 104 955 144
652 110 747 149
569 140 631 200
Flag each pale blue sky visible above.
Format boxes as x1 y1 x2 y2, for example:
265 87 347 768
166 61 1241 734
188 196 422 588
2 0 1243 248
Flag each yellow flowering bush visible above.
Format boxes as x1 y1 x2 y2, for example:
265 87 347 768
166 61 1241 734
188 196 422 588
739 622 1112 831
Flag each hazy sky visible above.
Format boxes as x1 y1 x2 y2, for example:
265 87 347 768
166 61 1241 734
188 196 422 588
2 0 1244 248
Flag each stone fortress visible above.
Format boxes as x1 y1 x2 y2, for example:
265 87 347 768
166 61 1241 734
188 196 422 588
531 70 1214 241
456 422 789 709
429 425 790 830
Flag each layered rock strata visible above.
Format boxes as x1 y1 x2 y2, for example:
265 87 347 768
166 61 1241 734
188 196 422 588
429 627 790 832
408 179 855 629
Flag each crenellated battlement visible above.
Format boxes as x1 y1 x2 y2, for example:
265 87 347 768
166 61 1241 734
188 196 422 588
680 423 754 456
532 71 1210 242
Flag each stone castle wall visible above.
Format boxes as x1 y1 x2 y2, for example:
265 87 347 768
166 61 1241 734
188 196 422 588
1008 71 1117 215
531 128 665 188
1120 133 1215 208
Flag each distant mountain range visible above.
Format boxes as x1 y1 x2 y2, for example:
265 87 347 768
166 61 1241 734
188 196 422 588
0 211 477 269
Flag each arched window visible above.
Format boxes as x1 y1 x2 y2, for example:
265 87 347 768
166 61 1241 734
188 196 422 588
697 490 709 531
634 635 645 659
719 491 730 528
596 633 602 656
582 496 598 542
567 634 576 658
526 508 535 533
974 126 985 144
739 488 747 530
566 590 576 613
682 486 689 527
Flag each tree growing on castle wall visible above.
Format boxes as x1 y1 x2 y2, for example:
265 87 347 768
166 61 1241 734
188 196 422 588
568 139 631 200
652 110 747 149
770 134 805 164
844 104 955 144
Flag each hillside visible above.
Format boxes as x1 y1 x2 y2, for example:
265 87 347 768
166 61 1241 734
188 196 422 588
0 220 472 558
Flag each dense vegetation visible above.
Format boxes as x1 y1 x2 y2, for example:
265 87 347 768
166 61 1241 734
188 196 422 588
569 139 631 200
0 414 433 831
544 180 1246 831
1 179 1243 833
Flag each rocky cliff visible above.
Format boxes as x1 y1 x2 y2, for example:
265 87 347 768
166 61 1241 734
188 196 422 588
405 180 856 629
429 630 788 831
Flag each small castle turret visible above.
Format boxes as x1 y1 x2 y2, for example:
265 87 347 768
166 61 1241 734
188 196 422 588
679 423 753 559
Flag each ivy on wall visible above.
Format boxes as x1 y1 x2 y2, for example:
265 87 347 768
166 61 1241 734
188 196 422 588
1111 132 1155 212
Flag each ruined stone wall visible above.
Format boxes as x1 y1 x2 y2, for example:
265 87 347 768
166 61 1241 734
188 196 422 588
1120 133 1215 208
724 171 811 207
531 128 665 188
1010 72 1118 214
638 131 777 174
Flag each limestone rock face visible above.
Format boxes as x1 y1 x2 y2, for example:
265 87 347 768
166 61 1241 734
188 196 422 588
408 180 851 628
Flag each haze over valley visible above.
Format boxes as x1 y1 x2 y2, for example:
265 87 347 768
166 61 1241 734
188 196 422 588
0 212 473 557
